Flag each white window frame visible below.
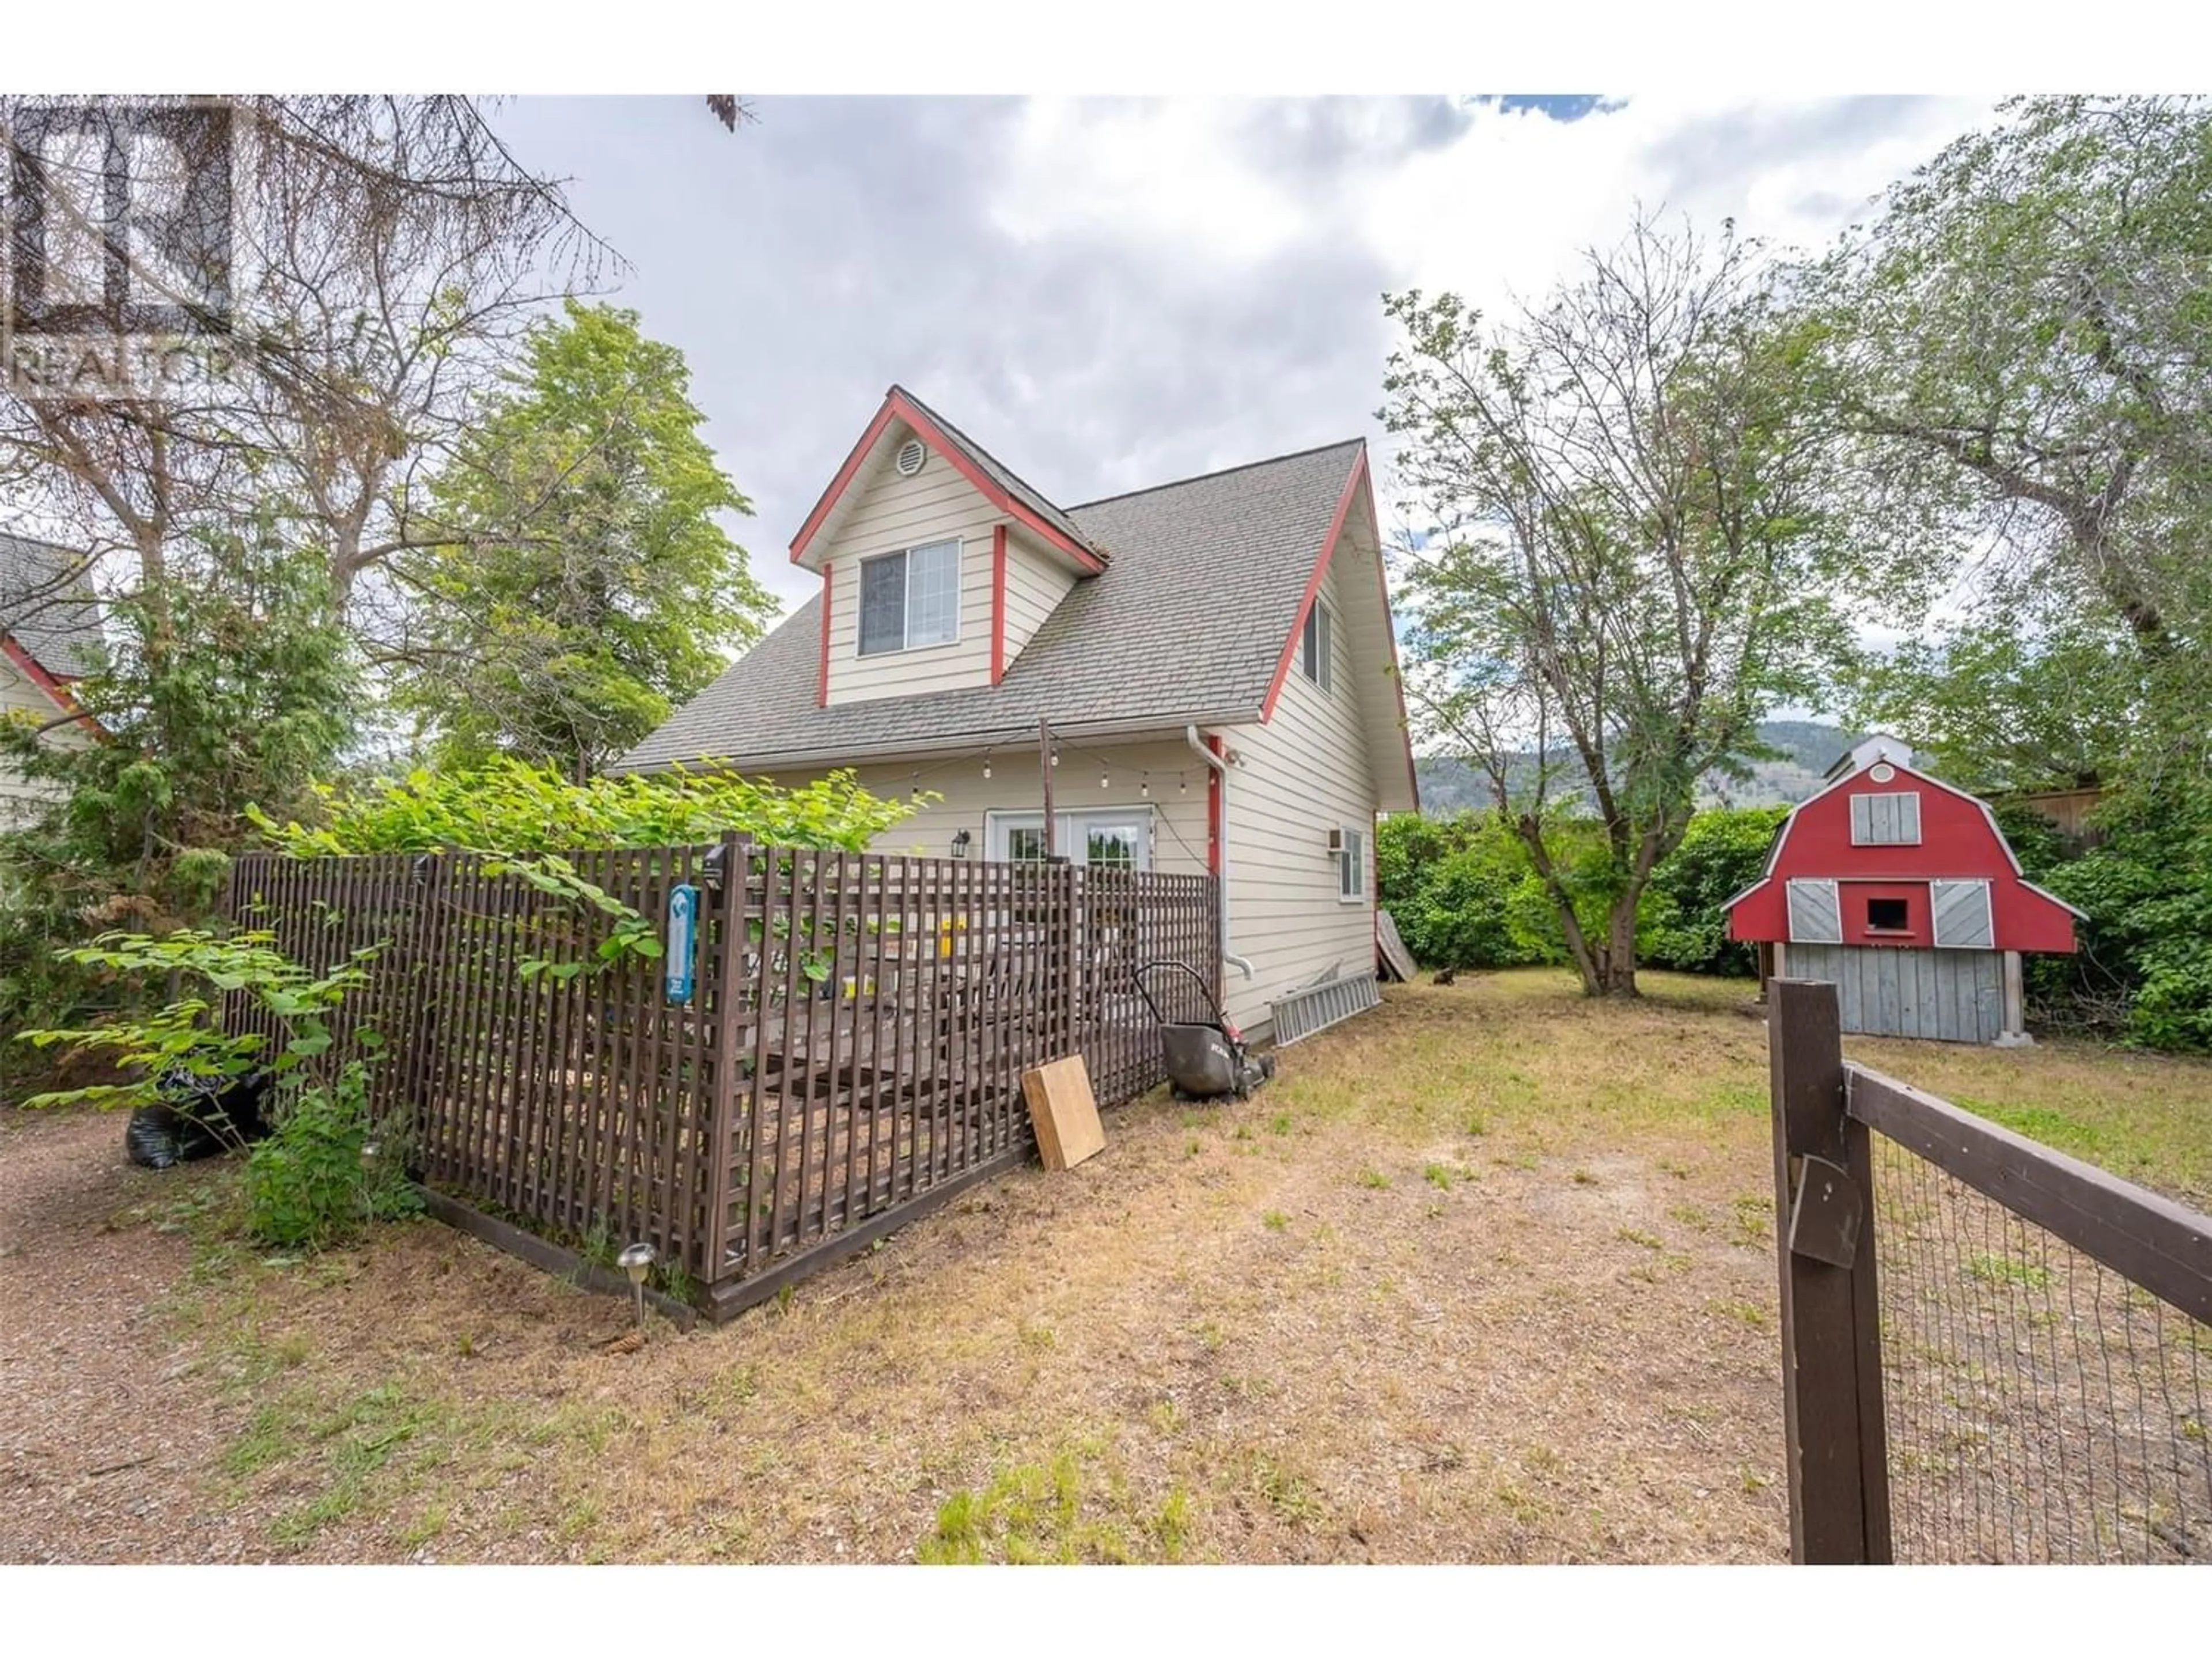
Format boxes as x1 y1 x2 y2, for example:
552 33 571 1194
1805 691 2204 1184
1337 824 1366 903
985 807 1154 872
1300 599 1333 694
857 537 962 656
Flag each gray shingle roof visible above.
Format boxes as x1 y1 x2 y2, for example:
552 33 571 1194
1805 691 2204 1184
0 532 103 680
616 435 1366 774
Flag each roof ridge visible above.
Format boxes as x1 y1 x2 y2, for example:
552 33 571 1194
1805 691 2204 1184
1064 436 1366 512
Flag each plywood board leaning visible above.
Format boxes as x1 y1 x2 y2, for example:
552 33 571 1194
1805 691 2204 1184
1022 1054 1104 1171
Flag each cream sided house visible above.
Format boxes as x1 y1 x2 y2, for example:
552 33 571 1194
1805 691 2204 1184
0 531 101 821
615 387 1417 1041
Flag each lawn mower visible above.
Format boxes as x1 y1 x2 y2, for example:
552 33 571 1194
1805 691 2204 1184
1132 959 1275 1101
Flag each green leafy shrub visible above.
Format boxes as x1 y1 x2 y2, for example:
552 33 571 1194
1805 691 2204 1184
1639 806 1787 976
245 1062 421 1249
2032 781 2212 1051
249 754 917 857
1376 812 1561 970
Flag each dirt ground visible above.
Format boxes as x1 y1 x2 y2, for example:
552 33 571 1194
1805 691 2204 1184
4 970 2206 1564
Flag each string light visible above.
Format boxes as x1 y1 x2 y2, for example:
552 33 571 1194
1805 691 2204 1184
1050 747 1060 767
1099 764 1109 789
982 755 992 781
1140 774 1150 798
1179 773 1187 795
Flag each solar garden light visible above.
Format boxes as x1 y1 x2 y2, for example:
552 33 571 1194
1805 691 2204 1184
618 1242 656 1334
359 1138 381 1225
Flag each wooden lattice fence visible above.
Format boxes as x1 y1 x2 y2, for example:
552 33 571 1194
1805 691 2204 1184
225 836 1219 1318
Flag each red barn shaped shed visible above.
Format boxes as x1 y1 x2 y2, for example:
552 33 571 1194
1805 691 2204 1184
1723 738 2081 1044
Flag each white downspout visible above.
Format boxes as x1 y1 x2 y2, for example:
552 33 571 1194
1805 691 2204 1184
1187 725 1255 985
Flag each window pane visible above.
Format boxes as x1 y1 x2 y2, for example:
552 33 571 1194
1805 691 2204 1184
1301 601 1332 690
1086 827 1138 870
858 553 906 655
905 539 960 647
1006 826 1047 863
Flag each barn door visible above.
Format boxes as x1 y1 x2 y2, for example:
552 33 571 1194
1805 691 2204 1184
1786 878 1842 944
1930 880 1994 949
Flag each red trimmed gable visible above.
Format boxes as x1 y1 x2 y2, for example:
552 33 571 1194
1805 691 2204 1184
1725 763 2077 953
789 388 1103 575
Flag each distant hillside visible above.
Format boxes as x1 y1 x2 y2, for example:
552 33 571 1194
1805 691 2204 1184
1412 719 1857 815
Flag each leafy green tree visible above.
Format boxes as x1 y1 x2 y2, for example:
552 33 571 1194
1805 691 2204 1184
1810 97 2212 663
251 755 916 857
394 299 774 778
1840 604 2142 794
0 527 355 1073
1638 806 1786 976
1385 218 1850 997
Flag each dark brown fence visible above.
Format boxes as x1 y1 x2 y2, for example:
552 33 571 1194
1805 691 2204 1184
1768 978 2212 1563
226 838 1219 1318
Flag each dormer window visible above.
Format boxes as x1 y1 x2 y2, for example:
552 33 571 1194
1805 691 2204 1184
1300 599 1333 693
858 539 961 655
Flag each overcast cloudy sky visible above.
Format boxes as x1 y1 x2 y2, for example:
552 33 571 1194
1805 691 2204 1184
489 94 1996 617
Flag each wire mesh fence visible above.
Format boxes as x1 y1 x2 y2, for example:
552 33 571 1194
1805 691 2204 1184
1870 1129 2212 1563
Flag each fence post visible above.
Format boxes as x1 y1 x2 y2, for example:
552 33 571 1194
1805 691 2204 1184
1768 976 1892 1563
702 832 752 1281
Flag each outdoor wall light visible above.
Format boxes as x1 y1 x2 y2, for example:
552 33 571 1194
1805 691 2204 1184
618 1242 656 1334
950 829 972 859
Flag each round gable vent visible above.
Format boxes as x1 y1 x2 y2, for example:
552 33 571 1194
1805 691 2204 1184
895 438 926 478
1869 762 1896 783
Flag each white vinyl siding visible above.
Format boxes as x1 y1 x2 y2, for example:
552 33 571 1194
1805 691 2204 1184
821 437 998 704
1000 530 1077 664
1930 879 1995 950
760 739 1211 878
1849 790 1922 846
1223 552 1377 1032
1786 878 1843 944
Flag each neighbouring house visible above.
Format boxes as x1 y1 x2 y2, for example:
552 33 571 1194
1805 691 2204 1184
1723 737 2082 1045
0 532 102 821
613 385 1418 1041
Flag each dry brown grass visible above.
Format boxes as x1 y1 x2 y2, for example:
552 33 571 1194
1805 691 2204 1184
5 968 2208 1564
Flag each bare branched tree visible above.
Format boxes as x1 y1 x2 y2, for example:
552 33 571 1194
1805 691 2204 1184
1384 215 1850 997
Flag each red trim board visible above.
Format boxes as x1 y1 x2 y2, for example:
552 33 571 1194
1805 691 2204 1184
789 389 1104 574
1260 447 1368 722
815 566 833 708
3 635 87 721
989 525 1008 685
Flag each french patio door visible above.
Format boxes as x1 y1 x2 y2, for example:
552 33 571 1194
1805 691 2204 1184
986 808 1152 870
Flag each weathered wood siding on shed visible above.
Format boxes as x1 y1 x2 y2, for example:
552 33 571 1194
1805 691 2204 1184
821 452 999 705
1787 942 2005 1043
1222 551 1379 1034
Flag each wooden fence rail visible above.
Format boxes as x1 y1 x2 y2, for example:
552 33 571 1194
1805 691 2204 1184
1769 978 2212 1564
225 839 1219 1319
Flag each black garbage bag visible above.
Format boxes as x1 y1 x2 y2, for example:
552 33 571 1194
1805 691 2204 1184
123 1070 274 1170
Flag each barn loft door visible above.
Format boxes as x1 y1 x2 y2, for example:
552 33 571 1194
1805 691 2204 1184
1786 878 1842 944
1930 879 1995 949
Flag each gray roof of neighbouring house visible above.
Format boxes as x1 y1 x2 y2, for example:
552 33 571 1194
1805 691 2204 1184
0 532 104 680
616 436 1368 774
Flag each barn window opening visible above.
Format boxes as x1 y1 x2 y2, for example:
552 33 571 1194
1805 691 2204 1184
1866 897 1910 932
1849 790 1922 846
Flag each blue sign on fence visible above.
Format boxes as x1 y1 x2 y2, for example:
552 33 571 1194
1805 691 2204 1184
665 882 699 1005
